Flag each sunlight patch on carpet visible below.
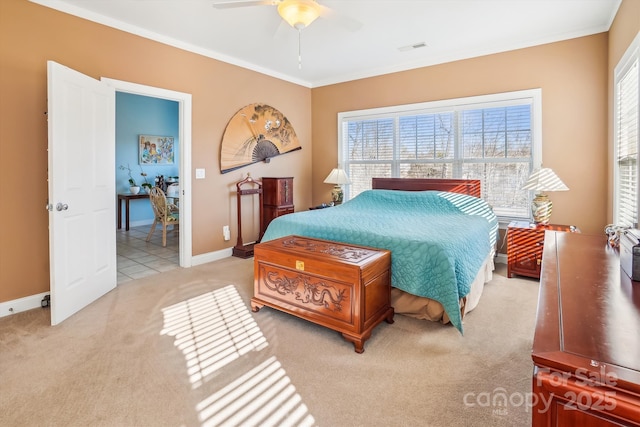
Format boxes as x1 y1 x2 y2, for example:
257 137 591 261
160 285 315 426
196 356 315 427
160 285 268 387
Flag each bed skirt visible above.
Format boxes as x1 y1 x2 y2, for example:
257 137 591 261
390 251 495 324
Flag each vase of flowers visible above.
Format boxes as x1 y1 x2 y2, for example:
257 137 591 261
119 163 149 194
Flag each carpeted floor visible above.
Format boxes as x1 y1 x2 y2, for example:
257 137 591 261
0 258 539 427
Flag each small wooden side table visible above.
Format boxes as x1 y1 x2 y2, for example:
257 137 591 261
507 221 578 279
117 193 150 231
309 203 333 210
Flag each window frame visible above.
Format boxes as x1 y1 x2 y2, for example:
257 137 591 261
337 89 542 225
613 32 640 228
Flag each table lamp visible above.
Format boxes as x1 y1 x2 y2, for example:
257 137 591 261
521 167 569 225
323 168 351 204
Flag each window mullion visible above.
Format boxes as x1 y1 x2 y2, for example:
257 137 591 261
392 115 400 176
453 111 462 176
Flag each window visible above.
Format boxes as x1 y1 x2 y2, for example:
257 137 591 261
338 89 542 222
614 33 640 228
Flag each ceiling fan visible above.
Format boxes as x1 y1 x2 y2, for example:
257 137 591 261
212 0 338 30
212 0 361 68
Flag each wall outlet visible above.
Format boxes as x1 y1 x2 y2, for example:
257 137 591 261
223 225 230 241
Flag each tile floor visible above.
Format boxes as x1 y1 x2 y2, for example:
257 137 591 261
116 224 179 284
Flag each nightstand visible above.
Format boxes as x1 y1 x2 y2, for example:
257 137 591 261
507 221 579 279
309 203 333 210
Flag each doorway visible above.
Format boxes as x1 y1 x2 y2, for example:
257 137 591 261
114 92 181 283
116 224 179 283
103 78 193 271
47 63 193 325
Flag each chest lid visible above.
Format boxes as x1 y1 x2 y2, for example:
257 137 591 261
257 235 387 266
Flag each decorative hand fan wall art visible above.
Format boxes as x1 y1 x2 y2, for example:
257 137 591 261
220 103 301 174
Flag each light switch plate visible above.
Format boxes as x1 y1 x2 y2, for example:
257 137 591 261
195 168 205 179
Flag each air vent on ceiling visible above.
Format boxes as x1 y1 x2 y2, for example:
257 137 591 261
398 42 427 52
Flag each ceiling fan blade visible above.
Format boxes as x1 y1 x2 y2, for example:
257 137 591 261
211 0 277 9
318 4 362 32
273 19 292 40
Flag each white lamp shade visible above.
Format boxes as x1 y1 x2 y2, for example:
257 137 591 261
323 168 351 185
277 0 321 29
521 168 569 192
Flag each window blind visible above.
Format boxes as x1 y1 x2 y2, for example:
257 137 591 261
338 90 541 222
614 36 639 228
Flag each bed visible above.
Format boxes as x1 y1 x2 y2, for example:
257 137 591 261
260 178 499 333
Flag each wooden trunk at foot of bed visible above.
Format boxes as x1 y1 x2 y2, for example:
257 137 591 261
252 235 394 353
372 178 481 198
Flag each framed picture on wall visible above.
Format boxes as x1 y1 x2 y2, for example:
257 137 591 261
139 135 174 165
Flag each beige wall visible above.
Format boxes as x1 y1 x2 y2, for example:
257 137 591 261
0 0 312 302
311 35 609 240
1 0 638 304
311 0 639 244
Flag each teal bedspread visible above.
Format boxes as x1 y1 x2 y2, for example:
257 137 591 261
261 190 498 333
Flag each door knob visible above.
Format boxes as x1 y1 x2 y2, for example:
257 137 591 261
56 203 69 211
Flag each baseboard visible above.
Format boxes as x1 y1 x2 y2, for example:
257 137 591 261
191 247 234 266
128 219 154 228
3 249 499 318
0 292 49 319
0 247 237 319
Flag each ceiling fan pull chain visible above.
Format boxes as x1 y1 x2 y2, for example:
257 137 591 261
298 28 302 69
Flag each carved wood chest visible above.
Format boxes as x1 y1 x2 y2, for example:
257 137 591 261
252 235 394 353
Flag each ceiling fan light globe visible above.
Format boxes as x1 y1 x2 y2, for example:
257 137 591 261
277 0 320 29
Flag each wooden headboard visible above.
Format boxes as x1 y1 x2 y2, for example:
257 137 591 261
372 178 481 198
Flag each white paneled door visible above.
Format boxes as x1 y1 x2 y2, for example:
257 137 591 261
47 61 117 325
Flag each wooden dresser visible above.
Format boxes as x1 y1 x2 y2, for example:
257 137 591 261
532 232 640 426
252 235 394 353
262 177 294 235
